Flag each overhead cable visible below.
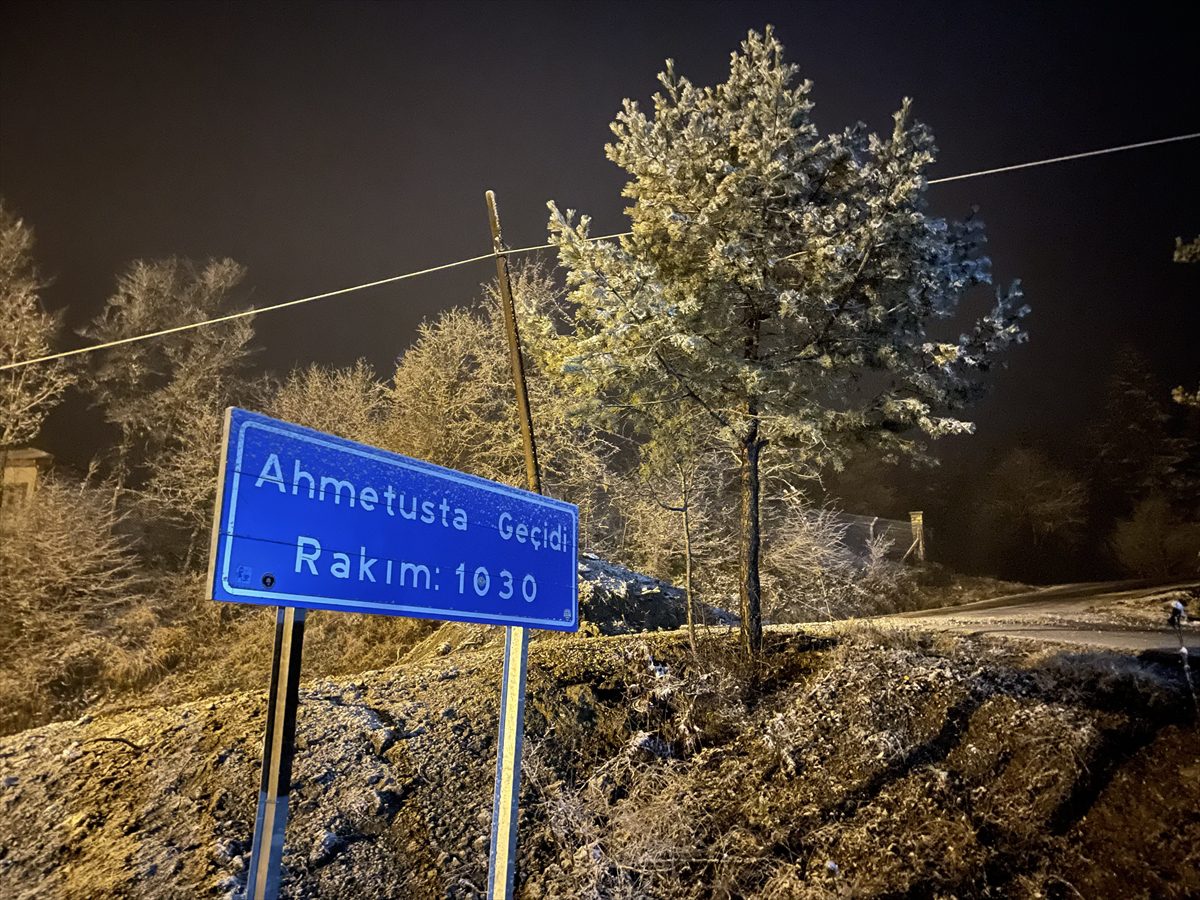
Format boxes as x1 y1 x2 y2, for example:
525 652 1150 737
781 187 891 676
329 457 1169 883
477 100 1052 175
3 132 1197 373
927 132 1199 184
0 236 623 371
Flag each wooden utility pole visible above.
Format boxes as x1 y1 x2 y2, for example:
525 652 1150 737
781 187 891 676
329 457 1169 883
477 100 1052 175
484 190 541 900
486 191 541 495
909 510 926 563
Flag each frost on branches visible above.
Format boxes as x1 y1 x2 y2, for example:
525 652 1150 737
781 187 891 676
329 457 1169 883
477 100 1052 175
547 27 1028 653
0 201 75 450
80 258 256 550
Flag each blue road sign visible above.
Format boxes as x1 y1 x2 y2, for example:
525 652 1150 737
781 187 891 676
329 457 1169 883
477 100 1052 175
207 408 578 631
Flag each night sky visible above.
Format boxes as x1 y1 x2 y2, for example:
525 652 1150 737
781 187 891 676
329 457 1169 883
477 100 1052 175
2 1 1197 482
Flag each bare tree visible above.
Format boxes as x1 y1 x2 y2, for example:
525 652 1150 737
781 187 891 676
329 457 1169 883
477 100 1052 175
140 401 228 544
971 446 1089 580
382 262 620 551
381 304 517 479
268 359 389 444
503 262 623 555
0 200 76 450
985 447 1087 545
626 412 727 651
80 258 256 552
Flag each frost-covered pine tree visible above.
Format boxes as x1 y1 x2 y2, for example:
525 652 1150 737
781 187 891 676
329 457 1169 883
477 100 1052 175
548 27 1027 653
1091 347 1184 515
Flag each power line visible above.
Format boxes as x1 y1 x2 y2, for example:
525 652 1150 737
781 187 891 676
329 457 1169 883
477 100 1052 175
3 131 1197 373
927 132 1199 184
0 235 625 372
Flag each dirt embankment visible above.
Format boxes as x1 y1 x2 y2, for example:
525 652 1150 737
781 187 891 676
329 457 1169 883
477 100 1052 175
1 626 1196 899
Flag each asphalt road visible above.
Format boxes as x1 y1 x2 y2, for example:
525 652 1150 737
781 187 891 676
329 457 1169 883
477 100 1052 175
894 579 1200 655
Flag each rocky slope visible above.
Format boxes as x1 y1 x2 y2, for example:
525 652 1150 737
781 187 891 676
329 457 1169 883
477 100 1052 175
1 625 1196 899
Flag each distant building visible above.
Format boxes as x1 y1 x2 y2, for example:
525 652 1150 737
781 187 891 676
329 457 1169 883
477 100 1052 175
1 448 54 509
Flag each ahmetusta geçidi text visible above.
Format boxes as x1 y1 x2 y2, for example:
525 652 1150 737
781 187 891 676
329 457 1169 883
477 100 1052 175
253 453 570 602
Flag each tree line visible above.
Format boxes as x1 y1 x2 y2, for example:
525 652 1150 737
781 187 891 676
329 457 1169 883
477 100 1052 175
7 27 1196 673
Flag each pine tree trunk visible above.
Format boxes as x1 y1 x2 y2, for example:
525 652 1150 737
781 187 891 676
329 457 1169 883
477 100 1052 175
682 499 697 655
0 447 9 519
738 423 763 656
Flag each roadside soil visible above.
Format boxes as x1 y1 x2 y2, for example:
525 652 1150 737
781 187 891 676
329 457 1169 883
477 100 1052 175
1 624 1196 899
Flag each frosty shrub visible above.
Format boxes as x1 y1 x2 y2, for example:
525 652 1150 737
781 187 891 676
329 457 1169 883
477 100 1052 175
0 478 141 633
525 640 757 899
763 503 912 621
1110 494 1200 578
0 478 149 731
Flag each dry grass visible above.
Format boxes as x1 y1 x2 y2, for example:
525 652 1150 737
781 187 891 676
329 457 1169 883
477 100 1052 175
0 622 1195 898
0 558 442 733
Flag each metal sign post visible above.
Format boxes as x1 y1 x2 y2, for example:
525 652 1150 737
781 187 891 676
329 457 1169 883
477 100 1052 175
207 402 577 898
487 624 530 898
246 606 306 900
208 193 572 899
485 190 541 900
